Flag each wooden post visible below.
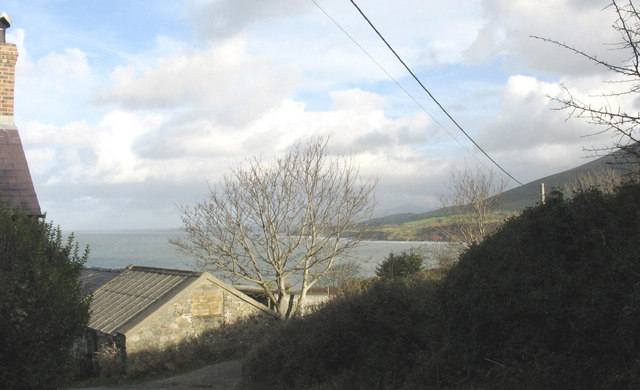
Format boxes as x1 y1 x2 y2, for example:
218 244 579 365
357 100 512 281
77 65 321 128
541 182 546 204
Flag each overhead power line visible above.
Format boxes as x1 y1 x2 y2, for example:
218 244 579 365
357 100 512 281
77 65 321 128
345 0 536 193
310 0 490 171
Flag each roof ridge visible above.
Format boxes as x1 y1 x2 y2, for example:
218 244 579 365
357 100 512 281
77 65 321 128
127 264 202 276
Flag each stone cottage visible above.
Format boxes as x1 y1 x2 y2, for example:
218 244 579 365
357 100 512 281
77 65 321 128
84 265 277 358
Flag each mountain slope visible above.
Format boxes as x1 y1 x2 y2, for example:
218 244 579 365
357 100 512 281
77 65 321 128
499 152 624 211
365 151 633 240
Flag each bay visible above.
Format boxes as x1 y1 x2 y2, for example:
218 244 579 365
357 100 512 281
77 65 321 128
68 229 441 278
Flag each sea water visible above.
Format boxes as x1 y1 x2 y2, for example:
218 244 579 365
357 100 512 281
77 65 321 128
68 229 440 278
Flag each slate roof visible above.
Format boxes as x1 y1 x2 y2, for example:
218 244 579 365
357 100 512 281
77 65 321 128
89 265 201 335
0 128 41 216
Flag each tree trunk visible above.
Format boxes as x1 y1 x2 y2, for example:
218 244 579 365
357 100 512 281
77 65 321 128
296 288 308 317
276 295 288 320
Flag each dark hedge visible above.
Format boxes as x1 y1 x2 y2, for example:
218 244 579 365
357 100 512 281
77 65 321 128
0 208 90 389
242 183 640 389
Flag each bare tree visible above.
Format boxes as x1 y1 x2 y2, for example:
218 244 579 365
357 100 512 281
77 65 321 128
562 167 626 195
424 241 466 270
532 0 640 164
315 260 363 290
170 138 376 319
438 166 508 248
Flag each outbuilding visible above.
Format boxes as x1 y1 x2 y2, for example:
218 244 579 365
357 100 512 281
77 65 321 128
83 265 276 359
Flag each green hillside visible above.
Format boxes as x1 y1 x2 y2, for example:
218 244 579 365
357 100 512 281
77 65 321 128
362 211 511 241
365 151 632 241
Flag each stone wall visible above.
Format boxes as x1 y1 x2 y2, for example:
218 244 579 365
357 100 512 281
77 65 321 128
125 279 267 354
223 288 264 323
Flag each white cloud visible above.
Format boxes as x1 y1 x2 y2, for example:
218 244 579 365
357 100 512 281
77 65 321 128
476 75 589 152
26 81 448 220
97 36 303 126
468 72 636 186
24 147 55 176
185 0 313 40
330 88 388 111
23 112 163 185
466 0 624 76
12 31 100 129
38 48 91 78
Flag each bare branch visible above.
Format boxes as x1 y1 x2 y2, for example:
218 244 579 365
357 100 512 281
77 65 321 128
536 1 640 165
171 137 376 319
438 166 508 248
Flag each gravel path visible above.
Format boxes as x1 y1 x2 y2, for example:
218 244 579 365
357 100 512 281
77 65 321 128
75 359 243 390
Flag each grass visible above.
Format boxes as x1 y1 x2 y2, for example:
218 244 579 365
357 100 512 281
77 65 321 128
358 210 515 241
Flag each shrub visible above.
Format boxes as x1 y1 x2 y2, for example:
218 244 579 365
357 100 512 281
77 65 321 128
241 182 640 389
375 249 423 279
241 275 443 389
0 207 90 389
95 342 124 378
428 184 640 388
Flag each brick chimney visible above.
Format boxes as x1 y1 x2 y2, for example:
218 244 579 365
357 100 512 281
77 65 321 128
0 13 42 216
0 12 16 128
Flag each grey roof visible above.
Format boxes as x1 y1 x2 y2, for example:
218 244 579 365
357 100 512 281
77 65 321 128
89 265 201 335
80 267 122 295
0 128 41 216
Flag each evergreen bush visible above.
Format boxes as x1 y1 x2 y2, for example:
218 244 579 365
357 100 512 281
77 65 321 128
375 249 423 279
242 183 640 389
242 276 443 389
0 208 90 389
430 184 640 388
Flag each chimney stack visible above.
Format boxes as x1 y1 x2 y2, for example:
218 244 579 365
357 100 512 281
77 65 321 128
0 12 17 127
0 12 10 43
0 13 42 216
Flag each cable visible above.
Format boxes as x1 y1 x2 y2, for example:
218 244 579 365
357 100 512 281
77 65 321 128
347 0 536 193
310 0 491 171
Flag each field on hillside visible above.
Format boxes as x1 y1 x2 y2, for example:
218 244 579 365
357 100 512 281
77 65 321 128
358 211 514 241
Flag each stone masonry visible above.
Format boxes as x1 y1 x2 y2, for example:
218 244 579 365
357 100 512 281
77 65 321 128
125 278 266 354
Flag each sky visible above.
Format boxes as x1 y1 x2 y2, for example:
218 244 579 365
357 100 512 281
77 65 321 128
1 0 633 231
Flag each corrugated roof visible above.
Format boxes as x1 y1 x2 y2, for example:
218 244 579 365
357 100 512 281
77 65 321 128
80 267 122 296
89 265 201 335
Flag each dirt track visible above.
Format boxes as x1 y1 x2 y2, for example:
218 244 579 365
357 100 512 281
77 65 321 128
75 359 243 390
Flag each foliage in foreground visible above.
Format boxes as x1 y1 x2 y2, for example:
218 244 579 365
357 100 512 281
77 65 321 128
242 182 640 389
436 183 640 388
242 275 442 390
0 208 90 389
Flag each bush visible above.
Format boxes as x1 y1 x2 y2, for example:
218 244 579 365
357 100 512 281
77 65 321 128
375 249 423 279
241 275 443 389
95 342 124 378
429 184 640 388
0 208 90 389
241 182 640 389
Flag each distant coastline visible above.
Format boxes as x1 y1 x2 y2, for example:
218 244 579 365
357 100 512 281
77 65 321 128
65 230 440 276
63 228 184 234
67 228 443 243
